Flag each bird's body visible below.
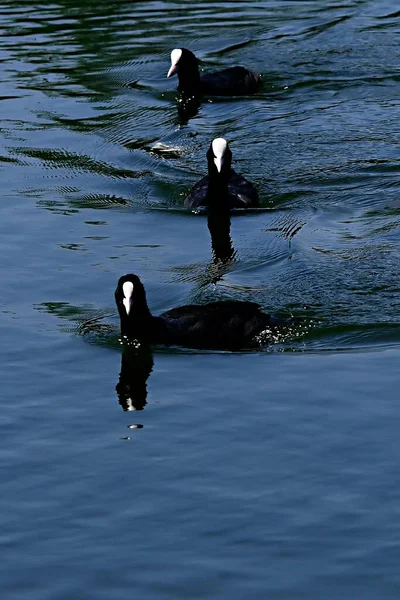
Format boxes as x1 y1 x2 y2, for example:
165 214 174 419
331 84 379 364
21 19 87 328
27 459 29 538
159 300 270 349
167 48 261 97
185 138 259 211
186 170 259 210
200 66 261 96
115 275 284 351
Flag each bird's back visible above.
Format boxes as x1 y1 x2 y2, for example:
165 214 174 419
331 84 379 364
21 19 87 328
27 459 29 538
200 66 261 95
185 170 259 209
160 300 270 349
184 175 209 209
227 170 259 208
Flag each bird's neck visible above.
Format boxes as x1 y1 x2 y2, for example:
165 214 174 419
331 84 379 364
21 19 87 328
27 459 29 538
120 301 154 340
207 172 231 205
178 67 201 95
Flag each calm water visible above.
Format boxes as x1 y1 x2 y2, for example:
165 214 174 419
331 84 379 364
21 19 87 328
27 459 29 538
2 1 400 597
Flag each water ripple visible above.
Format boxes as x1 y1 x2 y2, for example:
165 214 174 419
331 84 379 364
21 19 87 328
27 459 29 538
1 0 400 353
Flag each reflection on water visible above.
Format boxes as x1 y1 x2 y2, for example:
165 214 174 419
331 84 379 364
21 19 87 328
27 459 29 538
5 0 400 351
177 95 202 124
207 212 235 266
116 345 154 411
3 2 400 597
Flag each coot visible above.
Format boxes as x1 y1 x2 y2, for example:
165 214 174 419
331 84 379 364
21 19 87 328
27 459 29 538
167 48 261 97
185 138 259 210
116 274 289 350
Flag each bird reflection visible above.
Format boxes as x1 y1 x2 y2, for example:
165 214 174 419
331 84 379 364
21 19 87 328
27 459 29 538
177 94 201 123
115 344 154 411
207 210 235 265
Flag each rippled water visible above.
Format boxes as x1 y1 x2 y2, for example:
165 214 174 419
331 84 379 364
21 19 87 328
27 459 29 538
2 1 400 598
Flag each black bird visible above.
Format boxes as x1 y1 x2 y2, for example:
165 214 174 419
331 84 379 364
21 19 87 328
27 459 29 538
167 48 261 97
185 138 259 211
115 274 291 351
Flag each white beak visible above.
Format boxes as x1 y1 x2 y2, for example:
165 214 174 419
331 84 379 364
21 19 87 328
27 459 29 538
167 48 182 78
167 63 178 78
212 138 228 174
214 157 222 173
122 281 134 315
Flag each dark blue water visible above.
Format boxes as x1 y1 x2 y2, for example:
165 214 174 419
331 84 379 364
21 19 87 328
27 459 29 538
2 1 400 597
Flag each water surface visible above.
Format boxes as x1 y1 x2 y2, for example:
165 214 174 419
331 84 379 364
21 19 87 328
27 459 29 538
1 1 400 598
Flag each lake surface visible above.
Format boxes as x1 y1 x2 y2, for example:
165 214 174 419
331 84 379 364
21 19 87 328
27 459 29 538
1 1 400 597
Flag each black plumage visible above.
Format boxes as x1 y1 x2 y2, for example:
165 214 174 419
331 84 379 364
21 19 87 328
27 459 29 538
185 138 259 210
167 48 261 97
115 274 285 351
